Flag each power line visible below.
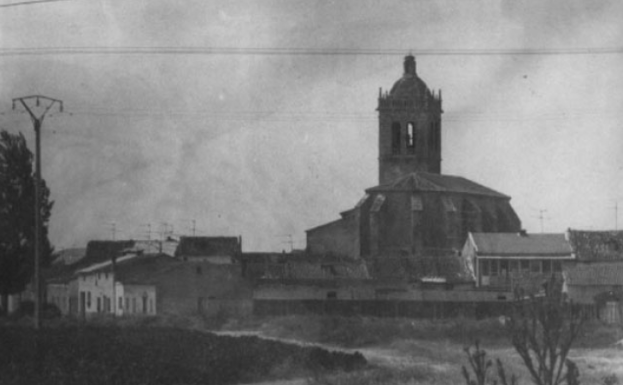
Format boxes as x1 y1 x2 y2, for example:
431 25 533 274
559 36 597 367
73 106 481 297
16 107 621 123
0 46 622 57
0 0 70 8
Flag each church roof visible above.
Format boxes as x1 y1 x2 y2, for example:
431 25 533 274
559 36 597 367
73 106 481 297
469 232 573 257
366 172 510 198
388 55 430 99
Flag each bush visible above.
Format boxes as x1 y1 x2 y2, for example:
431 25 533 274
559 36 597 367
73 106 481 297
13 301 60 319
507 277 585 385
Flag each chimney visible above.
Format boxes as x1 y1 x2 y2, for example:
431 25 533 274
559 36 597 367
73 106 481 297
403 55 416 76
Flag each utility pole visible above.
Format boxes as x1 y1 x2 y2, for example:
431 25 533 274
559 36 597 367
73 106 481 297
183 219 196 236
278 234 294 252
141 223 152 240
107 222 117 241
536 209 547 233
12 95 63 330
160 222 172 240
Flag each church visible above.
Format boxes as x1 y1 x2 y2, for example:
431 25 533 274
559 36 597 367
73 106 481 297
306 55 521 279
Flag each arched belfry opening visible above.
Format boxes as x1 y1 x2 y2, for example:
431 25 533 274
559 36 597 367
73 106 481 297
378 55 443 185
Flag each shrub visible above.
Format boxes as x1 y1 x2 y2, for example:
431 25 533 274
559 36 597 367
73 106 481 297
506 277 585 385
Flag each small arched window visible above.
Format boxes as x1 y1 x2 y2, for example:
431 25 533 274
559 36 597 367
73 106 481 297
406 122 416 153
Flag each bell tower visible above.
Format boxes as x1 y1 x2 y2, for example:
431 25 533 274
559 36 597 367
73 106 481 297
378 55 443 185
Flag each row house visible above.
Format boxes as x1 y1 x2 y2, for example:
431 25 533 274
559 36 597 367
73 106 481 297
46 237 252 318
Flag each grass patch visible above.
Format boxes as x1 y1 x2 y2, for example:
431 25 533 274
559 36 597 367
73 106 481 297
0 324 366 385
231 315 623 350
576 320 623 349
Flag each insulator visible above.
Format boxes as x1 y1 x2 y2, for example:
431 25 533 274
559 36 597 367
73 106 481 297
12 101 15 110
36 97 40 106
60 103 64 113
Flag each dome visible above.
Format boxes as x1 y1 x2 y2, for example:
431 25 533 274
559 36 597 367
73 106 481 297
389 55 431 99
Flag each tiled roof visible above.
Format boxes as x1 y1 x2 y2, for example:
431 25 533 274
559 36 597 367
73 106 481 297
175 236 241 257
114 255 181 284
366 172 509 198
564 262 623 286
73 240 135 269
76 254 139 274
53 248 86 265
470 233 573 257
568 229 623 261
76 254 180 284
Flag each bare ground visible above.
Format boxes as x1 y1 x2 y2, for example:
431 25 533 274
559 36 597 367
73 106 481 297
217 329 623 385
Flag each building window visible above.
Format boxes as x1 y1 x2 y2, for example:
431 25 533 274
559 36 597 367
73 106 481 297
481 260 490 276
500 260 508 277
490 260 499 276
87 292 91 308
196 266 202 275
326 291 337 300
97 297 101 313
510 260 519 274
553 261 562 273
125 297 130 312
118 297 123 311
132 298 137 313
391 122 401 154
530 260 541 273
149 299 154 314
542 260 552 274
520 260 530 273
406 122 416 153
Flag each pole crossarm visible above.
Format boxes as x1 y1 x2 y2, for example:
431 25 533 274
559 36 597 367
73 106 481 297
12 95 63 122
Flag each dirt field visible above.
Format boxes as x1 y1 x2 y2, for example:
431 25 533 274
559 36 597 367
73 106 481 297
220 316 623 385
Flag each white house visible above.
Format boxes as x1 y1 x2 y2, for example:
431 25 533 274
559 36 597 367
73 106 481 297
462 232 574 293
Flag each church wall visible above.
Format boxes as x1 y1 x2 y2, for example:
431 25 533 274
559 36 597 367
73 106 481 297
306 213 360 259
371 191 521 258
379 192 412 254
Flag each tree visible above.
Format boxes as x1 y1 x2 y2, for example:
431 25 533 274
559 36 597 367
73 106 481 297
0 130 54 312
462 277 585 385
506 276 585 385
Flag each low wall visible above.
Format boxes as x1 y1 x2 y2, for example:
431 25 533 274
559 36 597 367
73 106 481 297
253 299 510 319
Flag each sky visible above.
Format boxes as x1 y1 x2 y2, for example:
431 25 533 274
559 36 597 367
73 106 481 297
0 0 622 251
